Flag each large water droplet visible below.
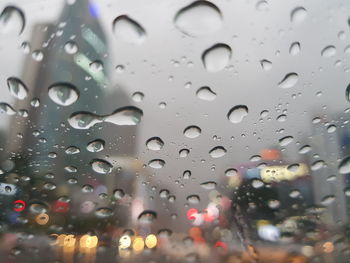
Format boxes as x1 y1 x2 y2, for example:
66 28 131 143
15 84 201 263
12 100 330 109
339 156 350 174
202 43 231 72
278 73 299 89
87 139 105 152
68 107 143 129
7 77 28 100
227 105 248 123
321 45 336 58
91 159 113 174
113 15 145 44
146 137 164 151
196 86 216 101
0 102 16 115
290 7 307 24
174 1 222 36
289 42 300 55
209 146 226 158
0 6 25 35
48 83 79 106
184 125 201 138
148 159 165 169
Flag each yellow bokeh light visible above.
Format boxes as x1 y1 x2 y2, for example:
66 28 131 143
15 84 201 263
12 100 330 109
132 236 144 254
36 213 49 225
119 235 131 249
145 234 157 249
323 242 334 253
80 235 98 249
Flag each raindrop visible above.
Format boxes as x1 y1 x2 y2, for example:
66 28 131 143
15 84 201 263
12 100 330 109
183 170 192 179
196 86 216 101
256 1 269 11
187 195 200 204
91 159 113 174
159 189 169 198
200 181 216 190
65 146 80 155
278 73 299 89
179 148 190 158
268 199 280 209
298 145 311 154
87 139 105 152
138 210 157 224
184 125 201 138
32 50 43 61
174 1 222 36
209 146 226 158
290 7 307 24
89 61 103 72
252 179 264 189
132 92 144 102
0 102 16 115
344 187 350 197
43 182 56 190
321 45 336 58
287 163 300 172
289 189 301 198
339 156 350 174
48 83 79 106
146 137 164 151
289 42 300 55
29 202 48 214
227 105 248 123
260 59 272 71
148 159 165 169
64 41 78 54
321 195 335 206
202 43 231 72
68 112 102 129
345 83 350 102
225 168 238 177
65 166 77 173
327 125 336 133
113 189 125 199
7 77 28 100
311 160 325 171
0 6 25 35
112 15 145 44
95 207 113 218
279 136 293 147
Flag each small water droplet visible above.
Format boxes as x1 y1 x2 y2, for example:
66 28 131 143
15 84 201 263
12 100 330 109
321 195 335 206
7 77 28 100
113 189 125 199
339 156 350 174
64 41 78 54
298 145 311 154
291 7 307 24
48 83 79 106
321 45 336 58
113 15 145 44
174 1 222 36
225 168 238 177
179 148 190 158
278 73 299 89
196 86 216 101
187 194 200 204
184 125 201 138
132 92 144 102
95 207 113 218
0 6 25 35
183 170 192 179
279 136 294 147
209 146 226 158
260 59 272 71
227 105 248 123
91 159 113 174
200 181 216 190
327 125 336 133
65 146 80 155
146 137 164 151
202 43 231 72
0 102 16 115
32 50 43 61
311 160 325 171
289 42 300 55
148 159 165 169
87 139 105 152
138 210 157 224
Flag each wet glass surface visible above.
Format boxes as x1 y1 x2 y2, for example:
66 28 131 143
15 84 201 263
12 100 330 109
0 0 350 262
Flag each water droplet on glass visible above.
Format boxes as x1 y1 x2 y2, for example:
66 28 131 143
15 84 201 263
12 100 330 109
260 59 272 71
196 86 216 101
87 139 105 152
321 45 336 58
65 146 80 155
290 7 307 24
279 136 294 147
138 210 157 224
278 73 299 89
202 43 231 72
48 83 79 106
0 6 25 35
339 156 350 174
179 148 190 158
184 125 201 138
298 145 311 154
256 1 269 11
65 165 77 173
95 207 113 218
159 189 169 198
327 125 336 133
225 168 238 177
187 195 200 204
227 105 248 123
146 137 164 151
89 60 103 73
289 42 300 55
174 1 222 36
311 160 325 171
321 195 335 206
183 170 192 179
344 187 350 197
148 159 165 169
7 77 28 100
113 189 125 199
209 146 226 158
32 50 43 61
0 102 16 115
113 15 145 44
30 98 40 107
200 181 216 190
91 159 113 174
132 92 144 102
64 41 78 54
